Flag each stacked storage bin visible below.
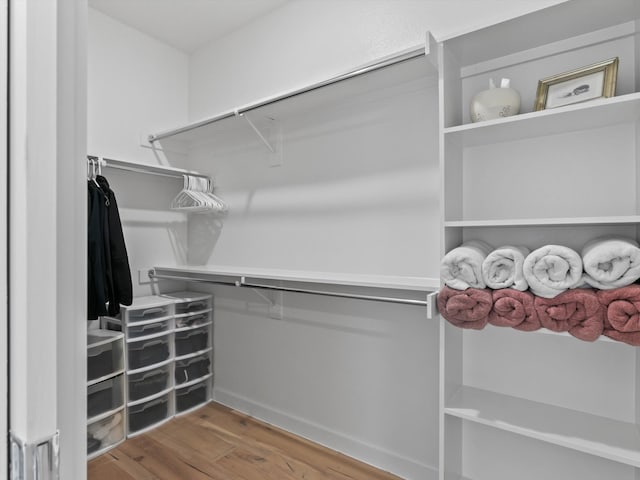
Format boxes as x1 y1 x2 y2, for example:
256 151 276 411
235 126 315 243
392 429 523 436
87 330 126 458
103 296 176 437
102 291 213 439
161 291 213 416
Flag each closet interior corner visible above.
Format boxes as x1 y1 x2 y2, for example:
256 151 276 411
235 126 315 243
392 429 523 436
85 1 640 478
87 6 441 477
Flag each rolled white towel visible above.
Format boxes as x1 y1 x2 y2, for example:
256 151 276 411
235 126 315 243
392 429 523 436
441 240 493 290
523 245 583 298
482 245 530 291
581 236 640 289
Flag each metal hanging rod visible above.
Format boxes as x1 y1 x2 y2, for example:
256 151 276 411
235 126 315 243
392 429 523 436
86 155 210 180
148 270 431 307
148 46 426 143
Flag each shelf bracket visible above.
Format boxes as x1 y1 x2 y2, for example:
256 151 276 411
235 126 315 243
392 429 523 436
247 288 283 320
234 110 283 167
426 291 438 320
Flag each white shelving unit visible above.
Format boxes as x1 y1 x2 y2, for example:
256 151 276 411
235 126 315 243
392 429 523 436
439 1 640 479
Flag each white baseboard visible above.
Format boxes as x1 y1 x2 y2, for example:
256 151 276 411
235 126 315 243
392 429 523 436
213 387 437 480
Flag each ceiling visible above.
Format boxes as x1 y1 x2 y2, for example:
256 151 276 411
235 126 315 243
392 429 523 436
89 0 290 53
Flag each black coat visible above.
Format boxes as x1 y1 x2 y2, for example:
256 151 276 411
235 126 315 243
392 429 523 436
87 176 132 319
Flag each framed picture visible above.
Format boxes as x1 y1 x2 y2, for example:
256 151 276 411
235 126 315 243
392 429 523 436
534 57 619 111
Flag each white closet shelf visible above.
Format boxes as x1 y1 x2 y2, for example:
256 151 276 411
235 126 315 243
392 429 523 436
88 155 209 180
445 385 640 467
444 215 640 228
444 92 640 147
151 265 439 292
147 44 435 147
441 0 639 68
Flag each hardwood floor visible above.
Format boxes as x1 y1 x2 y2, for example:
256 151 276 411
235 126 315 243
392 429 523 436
88 402 403 480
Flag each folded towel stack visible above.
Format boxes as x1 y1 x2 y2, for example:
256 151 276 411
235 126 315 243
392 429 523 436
437 237 640 345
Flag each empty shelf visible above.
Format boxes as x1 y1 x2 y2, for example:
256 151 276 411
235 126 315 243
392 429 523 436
445 385 640 467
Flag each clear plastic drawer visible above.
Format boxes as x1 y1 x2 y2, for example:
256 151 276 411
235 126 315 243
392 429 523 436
127 334 171 371
128 365 171 403
175 311 211 330
175 379 210 414
128 393 171 435
175 353 211 386
87 409 125 457
87 331 124 382
175 326 209 357
87 374 124 420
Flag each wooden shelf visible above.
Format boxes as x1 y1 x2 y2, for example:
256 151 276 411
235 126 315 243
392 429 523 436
444 93 640 147
444 215 640 228
445 385 640 467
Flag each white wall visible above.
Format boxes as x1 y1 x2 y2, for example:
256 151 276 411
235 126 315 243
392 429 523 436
184 59 439 478
88 8 190 297
188 0 566 121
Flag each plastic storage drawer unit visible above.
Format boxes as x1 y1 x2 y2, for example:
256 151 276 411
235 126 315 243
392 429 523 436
175 354 210 386
128 394 169 434
87 374 124 419
175 326 209 356
175 380 208 413
127 335 170 370
128 365 170 402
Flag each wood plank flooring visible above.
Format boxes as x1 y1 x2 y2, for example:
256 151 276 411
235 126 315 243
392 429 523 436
88 402 403 480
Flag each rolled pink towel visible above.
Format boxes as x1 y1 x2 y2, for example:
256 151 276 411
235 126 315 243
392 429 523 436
489 289 541 332
534 289 603 341
437 286 492 330
597 285 640 346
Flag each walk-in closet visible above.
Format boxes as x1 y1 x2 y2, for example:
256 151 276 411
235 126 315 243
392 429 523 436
9 1 640 479
84 0 640 478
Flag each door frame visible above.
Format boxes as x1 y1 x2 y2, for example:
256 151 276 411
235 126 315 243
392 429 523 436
7 1 87 479
0 0 7 477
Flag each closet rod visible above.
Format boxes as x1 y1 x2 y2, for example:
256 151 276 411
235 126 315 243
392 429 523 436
86 155 209 180
149 271 429 306
148 47 426 143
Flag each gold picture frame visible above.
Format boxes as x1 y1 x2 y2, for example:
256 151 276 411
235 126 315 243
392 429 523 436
534 57 619 111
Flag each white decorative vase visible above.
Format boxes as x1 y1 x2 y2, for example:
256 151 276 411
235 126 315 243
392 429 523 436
470 78 521 123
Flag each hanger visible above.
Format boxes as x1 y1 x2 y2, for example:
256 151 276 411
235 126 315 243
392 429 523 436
170 174 228 213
